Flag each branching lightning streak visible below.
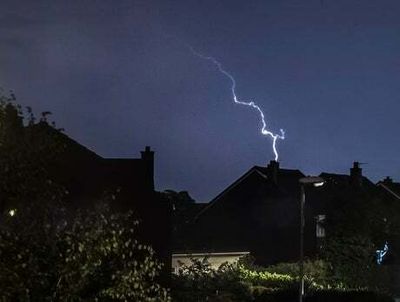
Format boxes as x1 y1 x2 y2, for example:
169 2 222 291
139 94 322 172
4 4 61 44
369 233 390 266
188 46 285 161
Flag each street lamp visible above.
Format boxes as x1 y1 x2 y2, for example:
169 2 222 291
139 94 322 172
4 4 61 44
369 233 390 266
298 176 325 302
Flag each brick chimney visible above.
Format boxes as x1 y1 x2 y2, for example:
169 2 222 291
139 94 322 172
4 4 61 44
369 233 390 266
141 146 154 191
350 162 363 187
267 160 279 184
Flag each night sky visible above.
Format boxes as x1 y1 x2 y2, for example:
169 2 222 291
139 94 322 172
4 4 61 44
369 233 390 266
1 0 399 201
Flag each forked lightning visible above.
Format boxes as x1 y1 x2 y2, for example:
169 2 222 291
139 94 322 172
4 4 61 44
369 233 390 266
189 46 285 161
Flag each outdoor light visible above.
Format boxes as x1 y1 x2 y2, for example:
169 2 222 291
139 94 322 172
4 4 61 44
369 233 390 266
298 176 325 302
8 209 16 217
299 176 325 187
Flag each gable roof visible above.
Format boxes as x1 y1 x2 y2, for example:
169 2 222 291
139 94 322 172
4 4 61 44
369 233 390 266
28 121 101 161
173 161 394 264
27 122 154 207
194 164 304 220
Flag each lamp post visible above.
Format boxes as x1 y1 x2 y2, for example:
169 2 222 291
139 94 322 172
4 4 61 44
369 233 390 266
298 177 324 302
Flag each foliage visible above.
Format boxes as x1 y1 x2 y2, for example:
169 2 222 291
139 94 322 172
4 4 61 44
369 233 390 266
159 189 199 250
171 258 252 302
0 94 170 301
160 190 196 225
316 183 400 293
239 260 337 292
171 258 394 302
263 260 331 288
162 190 195 206
0 92 67 215
320 190 397 292
323 235 394 293
0 202 170 301
239 256 332 290
171 258 328 302
58 204 170 301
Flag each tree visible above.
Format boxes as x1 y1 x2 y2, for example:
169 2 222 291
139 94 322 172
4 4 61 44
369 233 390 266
0 93 170 301
0 202 170 301
59 203 170 301
0 92 66 215
159 190 198 250
321 187 399 291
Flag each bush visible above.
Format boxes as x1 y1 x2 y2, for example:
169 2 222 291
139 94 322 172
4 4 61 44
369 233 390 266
239 266 296 290
0 203 170 301
171 259 252 302
240 259 335 291
172 257 396 302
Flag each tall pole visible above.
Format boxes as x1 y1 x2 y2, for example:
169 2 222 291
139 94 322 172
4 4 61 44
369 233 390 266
298 176 324 302
299 184 305 302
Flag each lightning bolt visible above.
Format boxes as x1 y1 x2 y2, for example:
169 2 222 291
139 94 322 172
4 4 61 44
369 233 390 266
188 46 285 161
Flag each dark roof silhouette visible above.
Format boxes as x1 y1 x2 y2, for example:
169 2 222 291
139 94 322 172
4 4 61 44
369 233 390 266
29 122 154 208
194 163 304 221
174 161 394 265
377 177 400 200
175 161 308 264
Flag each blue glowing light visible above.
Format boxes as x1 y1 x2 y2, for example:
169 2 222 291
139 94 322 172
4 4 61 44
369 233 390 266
376 242 389 265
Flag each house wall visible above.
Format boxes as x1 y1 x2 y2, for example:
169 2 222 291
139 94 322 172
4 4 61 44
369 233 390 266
172 252 250 274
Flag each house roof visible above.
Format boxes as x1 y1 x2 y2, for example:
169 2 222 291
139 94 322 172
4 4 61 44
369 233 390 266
377 179 400 200
27 122 154 207
28 121 101 161
194 164 304 220
319 172 376 189
173 161 395 265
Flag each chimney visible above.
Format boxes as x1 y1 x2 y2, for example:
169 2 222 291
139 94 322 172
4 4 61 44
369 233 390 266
350 162 362 187
383 176 393 184
267 160 279 184
141 146 154 191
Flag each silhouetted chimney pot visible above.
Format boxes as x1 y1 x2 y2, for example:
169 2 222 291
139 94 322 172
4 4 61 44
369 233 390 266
141 146 154 191
267 160 279 184
383 176 393 184
350 161 363 187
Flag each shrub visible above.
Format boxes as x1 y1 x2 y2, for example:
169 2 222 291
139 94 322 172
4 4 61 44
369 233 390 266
171 257 394 302
0 203 170 301
171 259 252 302
239 266 296 290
